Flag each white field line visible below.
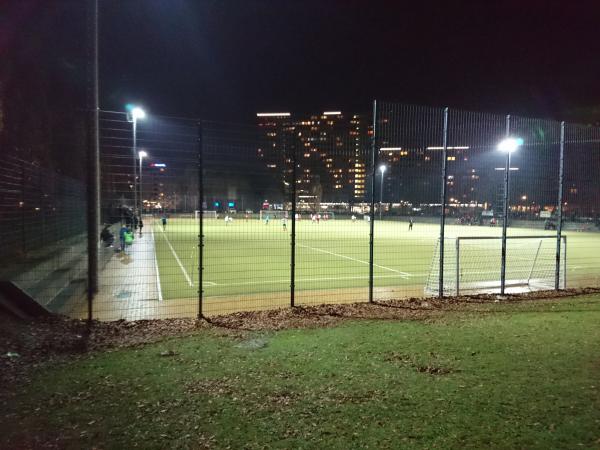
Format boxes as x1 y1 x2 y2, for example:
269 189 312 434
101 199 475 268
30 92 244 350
205 273 402 288
298 243 410 278
159 226 193 286
151 226 164 301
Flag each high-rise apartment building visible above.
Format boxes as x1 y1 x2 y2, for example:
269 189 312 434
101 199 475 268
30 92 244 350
256 111 370 207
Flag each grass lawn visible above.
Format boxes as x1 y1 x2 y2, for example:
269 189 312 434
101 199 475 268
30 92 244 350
2 295 600 449
153 218 600 302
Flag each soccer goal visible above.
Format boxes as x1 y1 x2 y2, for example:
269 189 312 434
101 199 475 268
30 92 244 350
195 210 217 220
425 235 567 296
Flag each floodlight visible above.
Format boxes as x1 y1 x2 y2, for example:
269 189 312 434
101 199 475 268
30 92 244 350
138 150 148 158
132 107 146 120
497 137 523 153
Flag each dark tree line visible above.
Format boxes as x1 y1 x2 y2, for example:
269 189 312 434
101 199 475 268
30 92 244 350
0 1 89 179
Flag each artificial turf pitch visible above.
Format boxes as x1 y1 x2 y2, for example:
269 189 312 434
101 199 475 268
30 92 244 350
151 218 600 303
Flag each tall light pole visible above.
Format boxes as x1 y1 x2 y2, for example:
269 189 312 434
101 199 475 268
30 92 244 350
138 150 147 219
497 136 523 294
127 106 146 215
379 164 386 220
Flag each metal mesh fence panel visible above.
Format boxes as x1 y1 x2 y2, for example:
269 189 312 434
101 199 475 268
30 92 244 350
0 154 87 314
5 103 600 322
375 102 445 299
563 123 600 288
95 111 199 320
290 112 371 306
202 120 290 314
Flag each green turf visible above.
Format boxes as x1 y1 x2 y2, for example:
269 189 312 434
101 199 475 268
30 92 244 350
152 218 600 301
2 296 600 449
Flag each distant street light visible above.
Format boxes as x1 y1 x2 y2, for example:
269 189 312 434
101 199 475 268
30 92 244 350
497 136 523 295
138 150 148 218
127 106 146 215
379 165 387 220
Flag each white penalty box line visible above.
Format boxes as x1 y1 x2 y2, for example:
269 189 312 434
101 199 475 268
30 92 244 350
159 226 194 287
158 226 216 287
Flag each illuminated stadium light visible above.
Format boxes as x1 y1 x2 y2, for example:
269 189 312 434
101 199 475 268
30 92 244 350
131 107 146 120
323 111 342 115
380 147 403 151
497 137 523 153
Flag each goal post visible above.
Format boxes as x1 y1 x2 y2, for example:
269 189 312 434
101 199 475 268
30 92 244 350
425 235 567 296
195 210 217 220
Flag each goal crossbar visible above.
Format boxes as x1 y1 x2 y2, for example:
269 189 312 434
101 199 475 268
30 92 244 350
195 210 217 220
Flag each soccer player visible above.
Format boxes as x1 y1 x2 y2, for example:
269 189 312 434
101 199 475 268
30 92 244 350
161 215 167 231
282 216 287 231
265 214 270 225
224 215 229 225
408 218 413 231
351 215 356 222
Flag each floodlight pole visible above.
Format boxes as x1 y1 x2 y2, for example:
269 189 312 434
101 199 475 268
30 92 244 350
138 155 142 216
500 114 511 295
132 118 138 215
138 152 146 221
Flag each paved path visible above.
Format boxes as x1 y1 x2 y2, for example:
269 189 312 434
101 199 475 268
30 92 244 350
90 228 163 321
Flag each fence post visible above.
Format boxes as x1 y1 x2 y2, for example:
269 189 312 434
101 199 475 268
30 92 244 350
439 107 449 297
455 238 460 296
86 0 100 322
290 130 297 308
197 122 204 318
21 160 26 256
555 121 565 290
500 114 511 295
368 100 378 303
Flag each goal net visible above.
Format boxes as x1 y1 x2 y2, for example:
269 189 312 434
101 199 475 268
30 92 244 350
195 210 217 220
425 235 567 296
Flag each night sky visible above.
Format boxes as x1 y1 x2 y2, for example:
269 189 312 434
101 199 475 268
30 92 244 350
5 0 600 122
97 0 600 121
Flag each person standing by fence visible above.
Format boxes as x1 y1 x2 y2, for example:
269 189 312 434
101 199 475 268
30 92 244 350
119 224 128 252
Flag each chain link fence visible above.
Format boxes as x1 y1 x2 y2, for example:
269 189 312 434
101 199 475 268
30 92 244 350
2 101 600 320
0 154 87 315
